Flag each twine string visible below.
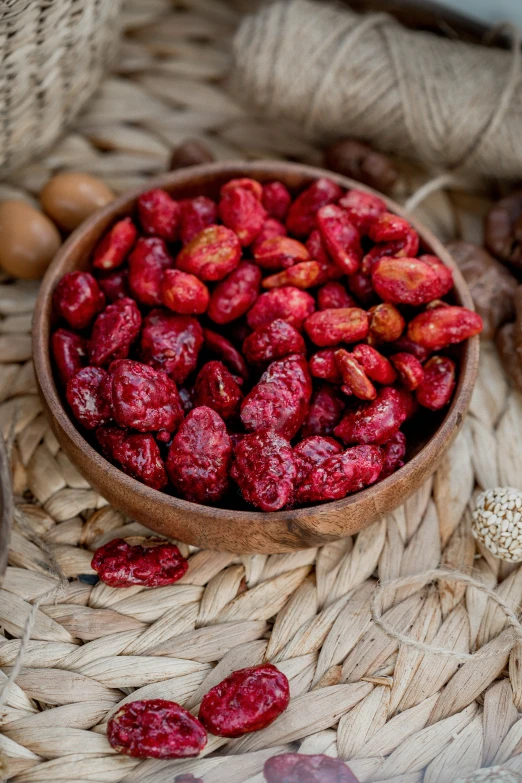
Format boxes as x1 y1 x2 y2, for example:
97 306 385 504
371 568 522 661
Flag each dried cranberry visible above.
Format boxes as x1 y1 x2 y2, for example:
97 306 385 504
91 537 188 587
162 269 209 315
293 435 342 486
334 387 410 445
66 366 111 429
138 189 180 242
203 328 249 381
317 282 355 310
231 429 295 511
243 319 305 365
128 237 173 307
286 178 343 237
107 699 206 759
53 271 105 330
97 268 129 302
193 361 243 420
309 350 343 384
380 431 407 479
219 183 266 246
301 384 345 438
304 308 369 348
295 445 383 503
241 354 312 440
199 664 289 738
253 236 309 271
247 287 315 332
141 310 203 384
179 196 217 245
262 181 292 221
177 225 241 281
89 297 142 366
51 328 87 385
207 261 261 325
103 359 183 432
316 204 361 275
264 753 360 783
93 218 137 270
167 406 231 504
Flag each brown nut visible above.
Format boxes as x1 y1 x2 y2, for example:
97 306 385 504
324 138 398 194
0 200 61 279
169 139 215 170
447 241 515 340
40 172 114 231
485 190 522 269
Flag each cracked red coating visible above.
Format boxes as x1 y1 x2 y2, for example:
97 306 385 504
301 384 345 438
52 328 87 385
66 366 111 430
390 352 424 391
193 360 243 420
247 287 315 332
335 349 376 400
141 310 203 384
352 344 396 385
177 225 241 281
253 236 309 271
138 188 180 242
335 387 410 445
293 435 342 486
295 444 383 503
207 261 261 325
219 182 266 246
92 537 187 587
54 271 105 330
179 196 218 245
128 237 173 307
416 356 456 410
93 217 137 270
88 297 142 366
304 308 368 347
316 204 361 275
231 429 296 511
309 350 343 384
286 177 343 237
243 319 305 365
338 189 387 233
407 306 483 350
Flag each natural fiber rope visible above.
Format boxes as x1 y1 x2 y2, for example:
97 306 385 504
232 0 522 180
371 568 522 661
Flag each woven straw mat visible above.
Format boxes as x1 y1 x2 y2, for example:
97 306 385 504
1 1 522 782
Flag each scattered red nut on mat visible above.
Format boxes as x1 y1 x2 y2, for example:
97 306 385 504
262 181 292 221
231 429 296 511
243 319 305 365
264 753 360 783
128 237 173 307
241 354 312 440
380 431 407 479
199 664 290 737
247 287 315 332
193 361 243 420
141 310 203 384
316 203 361 275
167 406 231 504
67 366 111 430
335 387 410 445
301 384 345 437
407 306 483 350
286 177 343 237
390 352 424 391
295 444 383 503
304 308 368 347
93 217 137 270
54 271 105 330
208 261 261 324
177 225 241 281
253 236 309 271
293 435 342 486
162 269 209 315
107 699 206 758
52 328 87 385
138 189 180 242
179 196 217 245
416 356 456 410
102 359 183 433
92 537 187 587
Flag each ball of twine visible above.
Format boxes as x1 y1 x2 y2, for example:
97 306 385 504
232 0 522 180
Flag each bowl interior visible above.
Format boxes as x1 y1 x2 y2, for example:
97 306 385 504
33 162 479 551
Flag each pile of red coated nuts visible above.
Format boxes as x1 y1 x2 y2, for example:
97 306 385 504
51 176 483 512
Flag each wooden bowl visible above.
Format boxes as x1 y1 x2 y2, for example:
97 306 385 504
33 162 479 554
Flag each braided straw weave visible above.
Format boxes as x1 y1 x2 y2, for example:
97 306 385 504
0 0 122 175
1 1 522 781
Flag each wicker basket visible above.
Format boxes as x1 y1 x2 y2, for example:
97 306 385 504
0 0 122 174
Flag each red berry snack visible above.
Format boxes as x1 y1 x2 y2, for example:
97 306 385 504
198 664 290 737
91 537 188 587
51 178 482 511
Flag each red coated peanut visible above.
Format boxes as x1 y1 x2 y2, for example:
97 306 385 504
161 269 209 315
97 268 129 302
193 360 243 420
416 356 456 410
179 196 217 245
338 189 387 233
231 429 296 511
112 432 168 489
407 306 483 350
316 204 361 275
317 281 355 310
335 387 410 445
388 334 431 362
309 349 343 383
286 177 343 237
380 431 407 479
368 303 405 342
221 178 263 200
52 328 87 385
167 406 232 504
252 218 287 250
207 261 261 324
372 257 443 306
253 235 309 271
66 367 111 430
295 445 384 503
93 217 137 270
420 254 453 297
352 344 396 384
264 753 360 783
243 319 305 365
247 286 315 332
293 435 342 486
335 349 377 400
91 538 188 587
89 298 142 366
301 384 345 437
107 699 206 758
348 271 376 306
369 212 412 242
54 271 105 330
177 225 241 281
203 328 249 381
262 261 322 290
141 310 203 384
304 308 369 347
262 181 292 220
138 189 180 242
128 238 173 307
219 183 266 246
390 352 424 391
